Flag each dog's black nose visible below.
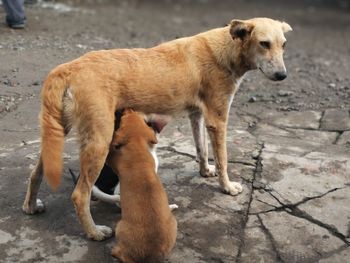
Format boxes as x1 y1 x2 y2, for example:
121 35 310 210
274 71 287 81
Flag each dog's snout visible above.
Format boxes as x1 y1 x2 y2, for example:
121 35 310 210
274 71 287 81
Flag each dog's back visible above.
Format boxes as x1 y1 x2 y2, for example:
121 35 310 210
107 109 177 263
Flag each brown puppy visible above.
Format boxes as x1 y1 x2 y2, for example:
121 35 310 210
22 17 292 240
108 109 177 263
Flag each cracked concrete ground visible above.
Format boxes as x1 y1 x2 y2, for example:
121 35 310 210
0 0 349 262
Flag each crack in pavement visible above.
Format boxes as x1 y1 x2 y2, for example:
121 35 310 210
250 187 345 215
240 109 349 133
257 214 285 263
235 143 264 263
318 110 326 130
250 187 350 246
317 244 349 261
333 131 344 144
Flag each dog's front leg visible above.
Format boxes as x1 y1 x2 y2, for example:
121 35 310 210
189 111 215 177
203 108 243 196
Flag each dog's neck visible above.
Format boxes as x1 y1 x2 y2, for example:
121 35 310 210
199 26 252 78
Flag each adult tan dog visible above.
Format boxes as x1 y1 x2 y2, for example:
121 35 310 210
108 109 177 263
22 17 292 241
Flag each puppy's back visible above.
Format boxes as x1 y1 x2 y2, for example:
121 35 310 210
113 180 177 263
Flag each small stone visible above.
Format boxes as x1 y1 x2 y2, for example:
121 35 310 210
0 101 6 113
25 153 37 160
32 81 41 86
328 83 336 89
251 149 260 159
278 90 294 97
248 121 256 128
249 96 257 103
285 207 292 213
3 79 17 87
5 101 16 112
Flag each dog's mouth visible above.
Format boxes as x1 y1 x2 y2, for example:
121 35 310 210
258 67 266 76
258 67 275 81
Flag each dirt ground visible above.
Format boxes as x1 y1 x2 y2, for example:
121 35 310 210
0 0 349 262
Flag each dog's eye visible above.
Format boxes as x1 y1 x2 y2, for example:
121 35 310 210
259 41 270 49
282 42 286 49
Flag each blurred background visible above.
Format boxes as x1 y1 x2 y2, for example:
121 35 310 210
0 0 349 115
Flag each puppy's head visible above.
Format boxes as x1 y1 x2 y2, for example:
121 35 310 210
112 109 168 150
230 17 292 81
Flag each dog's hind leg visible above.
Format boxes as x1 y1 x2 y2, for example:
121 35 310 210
71 110 115 241
22 155 45 214
189 111 215 177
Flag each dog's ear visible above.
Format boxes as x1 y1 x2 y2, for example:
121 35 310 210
281 21 292 33
146 114 170 133
230 20 254 40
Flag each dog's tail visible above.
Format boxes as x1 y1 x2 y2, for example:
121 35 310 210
40 68 70 191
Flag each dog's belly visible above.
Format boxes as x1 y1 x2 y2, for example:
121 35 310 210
116 75 199 115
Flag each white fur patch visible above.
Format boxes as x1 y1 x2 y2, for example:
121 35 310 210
149 145 159 173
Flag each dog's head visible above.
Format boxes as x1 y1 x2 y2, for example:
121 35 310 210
230 17 292 81
112 109 168 149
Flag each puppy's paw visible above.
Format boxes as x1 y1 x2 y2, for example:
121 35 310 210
22 199 46 215
222 181 243 196
88 225 113 241
169 204 178 211
200 164 216 177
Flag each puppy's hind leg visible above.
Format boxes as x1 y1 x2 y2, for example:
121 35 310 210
22 155 45 214
111 245 136 263
189 111 215 177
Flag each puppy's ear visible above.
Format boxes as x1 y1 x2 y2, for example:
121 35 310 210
111 131 126 149
281 21 292 33
230 20 254 40
124 108 135 114
148 132 158 145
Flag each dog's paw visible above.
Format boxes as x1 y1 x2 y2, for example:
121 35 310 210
22 199 46 215
88 225 113 241
169 204 178 211
200 164 216 177
222 181 243 196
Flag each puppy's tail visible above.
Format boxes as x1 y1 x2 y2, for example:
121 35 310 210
40 68 70 191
